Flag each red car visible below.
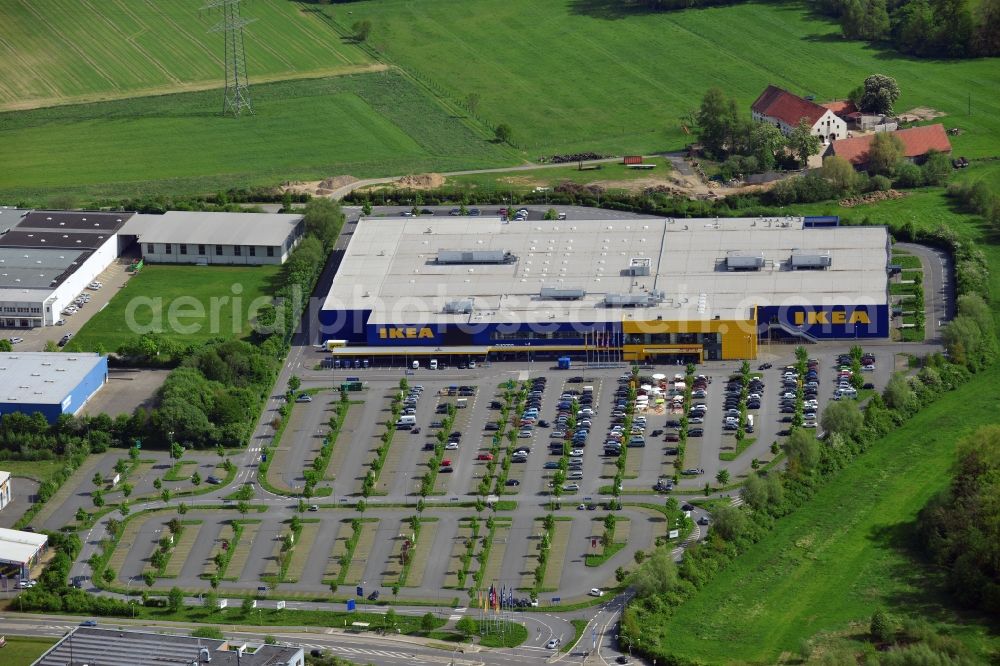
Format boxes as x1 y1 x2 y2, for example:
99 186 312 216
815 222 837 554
440 459 452 467
477 453 494 461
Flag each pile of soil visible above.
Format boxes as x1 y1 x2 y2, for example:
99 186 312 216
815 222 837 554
282 175 358 196
840 189 907 207
395 173 446 189
898 107 945 123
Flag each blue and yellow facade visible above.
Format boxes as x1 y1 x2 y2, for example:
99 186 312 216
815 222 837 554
319 301 888 362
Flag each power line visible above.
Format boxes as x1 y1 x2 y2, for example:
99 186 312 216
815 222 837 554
203 0 255 116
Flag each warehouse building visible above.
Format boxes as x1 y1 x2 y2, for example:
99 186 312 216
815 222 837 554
120 210 305 265
0 210 132 328
319 216 889 363
0 352 108 422
34 627 305 666
0 527 47 578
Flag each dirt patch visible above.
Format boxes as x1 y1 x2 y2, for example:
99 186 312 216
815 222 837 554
395 173 446 190
496 176 538 186
283 175 358 196
839 189 908 207
898 107 946 123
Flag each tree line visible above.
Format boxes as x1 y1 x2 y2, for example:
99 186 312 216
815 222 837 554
918 424 1000 615
619 348 977 664
628 0 998 58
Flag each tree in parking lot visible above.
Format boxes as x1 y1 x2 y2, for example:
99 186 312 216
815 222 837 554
782 429 821 476
456 615 476 640
715 469 731 486
168 586 184 612
820 400 864 439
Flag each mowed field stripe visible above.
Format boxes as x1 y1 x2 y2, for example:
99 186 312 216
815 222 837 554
18 0 121 93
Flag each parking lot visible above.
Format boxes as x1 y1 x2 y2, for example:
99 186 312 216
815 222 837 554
91 342 895 604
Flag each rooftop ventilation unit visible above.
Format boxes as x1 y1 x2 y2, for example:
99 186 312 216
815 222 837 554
604 290 666 308
725 251 765 271
626 257 651 276
442 298 474 314
540 287 586 300
436 249 516 265
790 250 832 270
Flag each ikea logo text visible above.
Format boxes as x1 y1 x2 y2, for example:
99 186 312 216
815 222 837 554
378 327 436 340
794 310 870 325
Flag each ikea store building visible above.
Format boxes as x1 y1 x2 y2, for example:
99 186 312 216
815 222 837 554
319 215 890 363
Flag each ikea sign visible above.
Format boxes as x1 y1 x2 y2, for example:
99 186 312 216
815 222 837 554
793 310 870 325
757 304 888 340
377 326 436 340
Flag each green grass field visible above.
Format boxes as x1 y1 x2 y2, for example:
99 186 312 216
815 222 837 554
338 0 1000 158
0 0 375 110
0 459 68 484
0 635 57 665
0 71 513 202
67 264 280 352
651 366 1000 664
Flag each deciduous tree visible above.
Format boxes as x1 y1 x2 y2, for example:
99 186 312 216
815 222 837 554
859 74 901 115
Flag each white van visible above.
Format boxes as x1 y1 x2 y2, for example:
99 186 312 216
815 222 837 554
396 415 417 426
746 414 754 428
412 360 419 369
430 359 438 370
456 398 468 409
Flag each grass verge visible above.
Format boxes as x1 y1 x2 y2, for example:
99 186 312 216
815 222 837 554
650 366 1000 664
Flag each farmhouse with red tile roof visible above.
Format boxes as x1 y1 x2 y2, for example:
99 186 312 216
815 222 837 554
825 124 952 169
751 85 847 144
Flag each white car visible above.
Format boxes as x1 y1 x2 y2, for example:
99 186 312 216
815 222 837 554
568 470 584 479
863 364 875 371
562 483 580 492
570 448 584 457
589 588 604 597
444 442 459 450
8 337 23 344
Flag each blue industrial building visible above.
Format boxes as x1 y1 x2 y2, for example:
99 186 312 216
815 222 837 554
0 352 108 422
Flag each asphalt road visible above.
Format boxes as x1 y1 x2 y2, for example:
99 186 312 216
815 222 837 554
894 242 953 342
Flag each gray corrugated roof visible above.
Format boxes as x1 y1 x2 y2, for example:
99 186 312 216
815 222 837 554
0 248 90 289
33 627 303 666
122 211 302 247
325 216 889 323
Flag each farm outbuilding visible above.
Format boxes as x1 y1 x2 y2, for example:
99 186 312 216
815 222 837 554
825 123 953 169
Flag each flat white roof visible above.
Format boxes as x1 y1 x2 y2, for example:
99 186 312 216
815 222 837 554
122 211 302 247
0 352 105 405
0 527 47 565
325 216 889 323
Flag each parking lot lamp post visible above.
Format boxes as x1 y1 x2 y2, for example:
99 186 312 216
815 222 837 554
126 575 139 618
